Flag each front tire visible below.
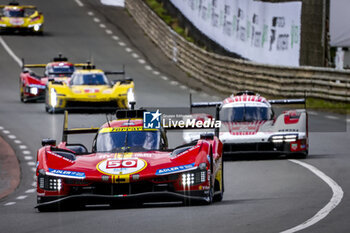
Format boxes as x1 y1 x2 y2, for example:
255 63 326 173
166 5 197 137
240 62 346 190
213 161 224 202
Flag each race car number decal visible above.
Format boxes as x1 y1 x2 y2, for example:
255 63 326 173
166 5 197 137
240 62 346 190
84 88 100 93
10 18 24 25
106 159 137 169
97 158 147 175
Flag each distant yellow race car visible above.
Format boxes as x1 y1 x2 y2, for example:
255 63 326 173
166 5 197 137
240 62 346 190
45 64 135 113
0 2 44 34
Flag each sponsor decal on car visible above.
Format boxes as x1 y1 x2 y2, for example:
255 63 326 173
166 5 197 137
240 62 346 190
47 168 86 179
97 158 147 175
291 143 298 151
10 18 24 26
156 163 196 175
99 126 149 133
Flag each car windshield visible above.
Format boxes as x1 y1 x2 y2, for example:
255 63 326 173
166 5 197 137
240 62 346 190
221 106 271 122
95 130 160 152
70 73 109 85
47 66 75 77
3 9 24 17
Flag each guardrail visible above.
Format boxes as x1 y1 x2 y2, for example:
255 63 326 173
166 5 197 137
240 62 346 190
125 0 350 102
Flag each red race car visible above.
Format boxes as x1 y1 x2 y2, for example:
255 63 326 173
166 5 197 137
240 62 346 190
20 54 88 102
36 109 223 211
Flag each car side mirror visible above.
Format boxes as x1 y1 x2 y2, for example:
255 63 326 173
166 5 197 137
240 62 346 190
42 138 56 146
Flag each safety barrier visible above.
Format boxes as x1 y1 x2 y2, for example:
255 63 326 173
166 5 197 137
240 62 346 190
125 0 350 102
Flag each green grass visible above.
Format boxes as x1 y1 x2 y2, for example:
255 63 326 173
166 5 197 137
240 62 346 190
145 0 195 43
306 98 350 114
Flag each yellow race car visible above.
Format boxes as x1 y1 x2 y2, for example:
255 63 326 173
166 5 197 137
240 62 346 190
0 2 44 34
45 64 135 113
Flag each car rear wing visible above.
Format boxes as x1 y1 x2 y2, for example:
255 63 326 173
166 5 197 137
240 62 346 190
0 5 36 9
62 111 99 142
106 65 127 82
268 99 306 105
179 94 221 137
22 55 93 70
105 64 125 74
268 98 306 109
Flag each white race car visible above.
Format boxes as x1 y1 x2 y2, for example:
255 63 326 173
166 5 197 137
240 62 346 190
185 91 308 158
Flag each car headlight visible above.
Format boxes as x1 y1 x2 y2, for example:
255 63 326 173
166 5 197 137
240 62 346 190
34 24 41 32
50 88 57 107
182 173 195 186
181 170 207 186
28 24 42 31
30 87 38 95
38 175 62 191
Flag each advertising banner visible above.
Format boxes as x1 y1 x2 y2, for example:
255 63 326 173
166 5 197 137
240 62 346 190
330 0 350 47
170 0 302 66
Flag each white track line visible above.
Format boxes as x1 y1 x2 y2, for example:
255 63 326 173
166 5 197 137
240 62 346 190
105 29 113 35
112 35 119 40
0 126 3 130
118 42 126 46
282 160 344 233
179 85 187 90
131 53 139 58
19 145 27 149
307 111 318 116
145 65 152 71
75 0 84 7
125 47 132 53
346 119 350 123
4 202 16 206
93 17 100 23
22 150 31 155
27 161 36 166
0 37 22 67
99 24 106 28
87 11 94 16
8 135 16 139
161 76 168 81
16 195 27 200
325 115 339 120
14 140 21 144
138 59 145 64
24 156 33 160
25 189 35 194
2 130 10 134
170 81 178 86
153 71 160 75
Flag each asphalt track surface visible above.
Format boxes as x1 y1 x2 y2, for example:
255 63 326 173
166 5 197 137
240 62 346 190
0 1 349 233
